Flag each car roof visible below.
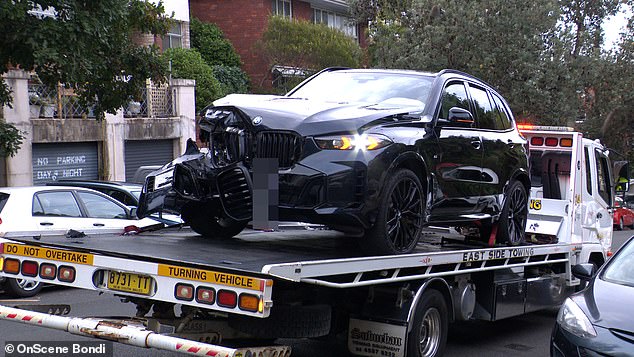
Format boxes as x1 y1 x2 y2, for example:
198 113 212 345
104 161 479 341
0 185 109 195
47 180 142 191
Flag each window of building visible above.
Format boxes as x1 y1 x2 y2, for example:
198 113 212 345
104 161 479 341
272 0 292 18
312 8 357 39
162 22 182 50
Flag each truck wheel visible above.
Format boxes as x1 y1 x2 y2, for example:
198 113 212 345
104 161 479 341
183 204 247 238
229 304 331 338
364 169 424 255
497 180 528 246
4 278 43 298
408 289 448 357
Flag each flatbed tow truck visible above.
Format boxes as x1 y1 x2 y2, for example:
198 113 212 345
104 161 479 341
0 126 624 357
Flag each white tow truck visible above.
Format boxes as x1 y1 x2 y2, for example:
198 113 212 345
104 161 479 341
0 126 624 357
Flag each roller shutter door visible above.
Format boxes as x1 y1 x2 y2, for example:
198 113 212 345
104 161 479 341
32 142 99 185
124 139 174 181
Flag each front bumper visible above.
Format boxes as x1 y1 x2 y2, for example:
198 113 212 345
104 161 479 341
551 322 634 356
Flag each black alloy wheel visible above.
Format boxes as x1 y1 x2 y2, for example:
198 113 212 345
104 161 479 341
498 180 528 246
366 169 425 255
183 203 247 238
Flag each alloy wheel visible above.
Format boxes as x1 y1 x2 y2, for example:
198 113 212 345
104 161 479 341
386 177 424 253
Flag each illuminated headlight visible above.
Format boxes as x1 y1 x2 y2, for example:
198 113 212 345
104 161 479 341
557 298 597 338
314 134 392 151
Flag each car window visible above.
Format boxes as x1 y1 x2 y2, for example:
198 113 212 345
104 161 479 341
468 85 499 130
439 82 470 120
491 93 512 130
107 190 135 206
0 193 9 214
594 149 611 204
76 191 129 219
33 191 82 217
603 239 634 286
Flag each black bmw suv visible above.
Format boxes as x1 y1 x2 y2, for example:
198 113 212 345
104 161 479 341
138 68 529 254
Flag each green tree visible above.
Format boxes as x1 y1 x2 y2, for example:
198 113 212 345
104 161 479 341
163 48 222 112
190 17 241 67
0 0 170 156
259 15 362 91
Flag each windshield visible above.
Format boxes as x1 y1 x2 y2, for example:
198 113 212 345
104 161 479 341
288 71 433 107
131 190 142 200
602 238 634 286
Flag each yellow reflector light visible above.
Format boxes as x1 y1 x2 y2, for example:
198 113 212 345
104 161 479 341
560 138 573 147
239 293 260 312
3 258 20 274
58 265 76 282
175 283 194 301
40 263 57 280
195 286 216 305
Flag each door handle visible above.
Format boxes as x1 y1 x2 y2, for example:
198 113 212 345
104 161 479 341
471 141 481 149
93 223 105 227
40 222 54 226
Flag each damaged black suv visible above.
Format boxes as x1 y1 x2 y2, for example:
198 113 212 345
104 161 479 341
138 68 529 254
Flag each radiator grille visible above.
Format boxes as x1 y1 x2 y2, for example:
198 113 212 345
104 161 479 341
255 131 302 169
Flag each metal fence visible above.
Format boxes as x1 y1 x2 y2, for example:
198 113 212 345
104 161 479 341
28 76 174 119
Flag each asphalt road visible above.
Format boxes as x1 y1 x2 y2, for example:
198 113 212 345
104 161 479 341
0 230 632 357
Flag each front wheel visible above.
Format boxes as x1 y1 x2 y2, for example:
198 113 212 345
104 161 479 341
183 204 247 238
364 169 425 255
407 289 448 357
497 180 528 246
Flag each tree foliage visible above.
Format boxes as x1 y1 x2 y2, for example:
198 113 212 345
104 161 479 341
163 48 222 113
190 17 242 67
349 0 634 161
260 15 363 75
212 65 249 96
0 0 171 156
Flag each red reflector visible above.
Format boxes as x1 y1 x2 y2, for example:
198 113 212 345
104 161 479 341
607 251 613 257
40 263 57 280
4 258 20 274
530 137 544 146
58 266 76 282
545 137 558 146
195 287 216 304
21 260 38 277
217 290 237 308
560 138 573 147
175 283 194 301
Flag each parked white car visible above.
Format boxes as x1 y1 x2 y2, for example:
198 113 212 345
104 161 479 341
0 186 162 236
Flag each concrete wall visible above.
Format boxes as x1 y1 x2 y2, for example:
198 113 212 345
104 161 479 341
1 70 196 186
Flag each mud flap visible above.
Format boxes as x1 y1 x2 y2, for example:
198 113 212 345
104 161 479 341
348 318 407 357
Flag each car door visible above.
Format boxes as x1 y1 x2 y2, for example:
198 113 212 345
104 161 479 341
431 80 483 218
74 190 157 230
32 190 89 232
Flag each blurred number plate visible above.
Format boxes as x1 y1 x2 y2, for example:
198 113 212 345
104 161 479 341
154 169 173 190
106 271 152 295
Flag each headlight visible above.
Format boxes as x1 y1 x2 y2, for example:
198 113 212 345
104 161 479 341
314 134 392 151
557 298 597 338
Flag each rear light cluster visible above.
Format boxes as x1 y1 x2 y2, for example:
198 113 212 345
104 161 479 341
530 136 572 148
174 283 262 313
2 258 75 282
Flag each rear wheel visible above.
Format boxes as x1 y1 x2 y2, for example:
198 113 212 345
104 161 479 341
497 180 528 246
407 289 448 357
4 278 43 298
183 204 247 238
365 169 425 255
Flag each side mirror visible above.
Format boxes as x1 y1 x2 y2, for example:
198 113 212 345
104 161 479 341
572 263 596 281
129 207 138 219
447 107 474 126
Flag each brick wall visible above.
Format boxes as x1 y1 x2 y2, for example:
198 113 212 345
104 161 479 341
293 0 312 20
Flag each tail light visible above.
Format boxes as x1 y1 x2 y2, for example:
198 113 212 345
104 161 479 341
175 283 194 301
238 293 260 312
196 287 216 305
217 290 237 308
40 263 57 280
58 266 76 282
21 260 38 277
545 137 558 146
3 258 19 274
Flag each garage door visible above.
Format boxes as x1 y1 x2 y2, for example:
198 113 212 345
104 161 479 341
124 139 174 181
32 142 99 185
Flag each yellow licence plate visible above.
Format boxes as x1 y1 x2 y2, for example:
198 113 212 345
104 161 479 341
106 271 153 295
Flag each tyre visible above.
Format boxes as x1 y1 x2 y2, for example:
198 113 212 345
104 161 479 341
364 169 425 255
229 304 331 339
4 278 43 298
407 289 448 357
183 204 247 238
497 180 528 246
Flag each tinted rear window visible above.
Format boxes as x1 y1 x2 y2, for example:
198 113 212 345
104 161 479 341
0 193 8 213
